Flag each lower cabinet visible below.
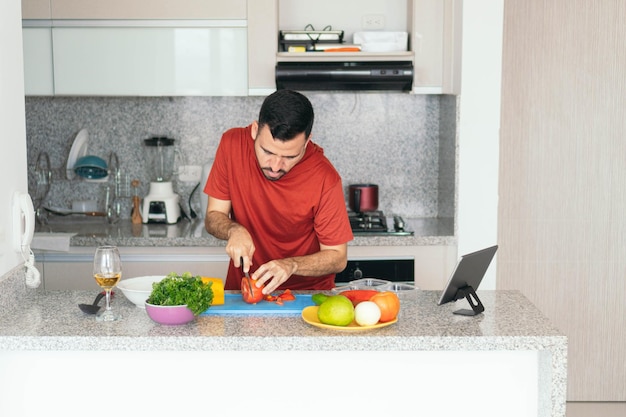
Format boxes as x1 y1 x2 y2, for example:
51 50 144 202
346 245 457 290
36 247 230 290
36 245 456 291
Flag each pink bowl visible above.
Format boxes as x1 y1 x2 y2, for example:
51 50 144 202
145 302 195 325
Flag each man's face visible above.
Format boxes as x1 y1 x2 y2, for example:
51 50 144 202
253 123 309 181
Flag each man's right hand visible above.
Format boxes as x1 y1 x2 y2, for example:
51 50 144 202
225 224 255 272
204 196 255 272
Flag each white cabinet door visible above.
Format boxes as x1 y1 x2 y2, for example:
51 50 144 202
52 26 248 96
411 0 461 94
22 27 54 95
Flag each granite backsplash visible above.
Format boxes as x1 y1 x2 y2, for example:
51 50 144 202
25 93 457 222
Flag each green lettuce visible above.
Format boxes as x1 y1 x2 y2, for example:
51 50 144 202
146 272 214 315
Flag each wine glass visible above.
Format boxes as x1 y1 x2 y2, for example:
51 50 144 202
93 245 122 322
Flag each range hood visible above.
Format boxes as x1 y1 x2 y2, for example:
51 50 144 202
275 61 413 91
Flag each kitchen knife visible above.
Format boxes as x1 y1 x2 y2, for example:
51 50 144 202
240 256 255 295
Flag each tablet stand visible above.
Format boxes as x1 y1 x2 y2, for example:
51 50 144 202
453 285 484 316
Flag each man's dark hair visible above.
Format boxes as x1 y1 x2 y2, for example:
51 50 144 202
258 90 314 141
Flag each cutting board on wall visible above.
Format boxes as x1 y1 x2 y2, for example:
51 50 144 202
201 294 315 316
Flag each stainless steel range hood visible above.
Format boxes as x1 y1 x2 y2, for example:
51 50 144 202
275 61 413 91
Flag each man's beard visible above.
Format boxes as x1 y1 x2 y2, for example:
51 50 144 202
262 167 286 181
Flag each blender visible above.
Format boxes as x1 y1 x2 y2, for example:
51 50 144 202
141 137 181 224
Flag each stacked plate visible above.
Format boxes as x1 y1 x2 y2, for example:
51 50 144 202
66 129 89 180
67 129 108 181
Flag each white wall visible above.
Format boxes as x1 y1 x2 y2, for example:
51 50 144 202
0 0 29 276
279 0 408 38
457 0 503 289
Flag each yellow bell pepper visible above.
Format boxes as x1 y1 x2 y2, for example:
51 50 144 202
201 277 225 305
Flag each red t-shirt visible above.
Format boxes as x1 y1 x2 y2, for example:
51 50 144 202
204 125 353 290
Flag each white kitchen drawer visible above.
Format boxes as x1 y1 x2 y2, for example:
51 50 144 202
52 26 248 96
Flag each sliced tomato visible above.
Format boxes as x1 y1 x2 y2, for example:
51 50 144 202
277 289 295 301
262 289 296 305
241 277 264 304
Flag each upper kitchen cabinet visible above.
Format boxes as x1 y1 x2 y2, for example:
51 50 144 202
52 25 247 96
22 1 54 96
274 0 461 94
410 0 461 94
49 0 246 19
247 0 279 95
22 26 54 95
21 0 249 96
22 0 51 19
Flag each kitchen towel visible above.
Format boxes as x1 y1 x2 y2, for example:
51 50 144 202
31 232 76 252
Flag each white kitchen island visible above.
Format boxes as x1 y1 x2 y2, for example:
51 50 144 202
0 269 566 417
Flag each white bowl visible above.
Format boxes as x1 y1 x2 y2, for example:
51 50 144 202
117 275 164 308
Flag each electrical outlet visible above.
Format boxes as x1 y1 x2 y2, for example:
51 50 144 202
362 14 385 30
178 165 202 183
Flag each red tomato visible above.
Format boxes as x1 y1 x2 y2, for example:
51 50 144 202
241 277 264 304
369 291 401 322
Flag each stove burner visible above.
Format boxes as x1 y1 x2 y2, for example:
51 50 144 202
348 210 412 235
349 211 387 231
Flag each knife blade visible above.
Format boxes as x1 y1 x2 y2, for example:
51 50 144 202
240 256 255 295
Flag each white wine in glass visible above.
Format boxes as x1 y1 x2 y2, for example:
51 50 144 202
93 245 122 322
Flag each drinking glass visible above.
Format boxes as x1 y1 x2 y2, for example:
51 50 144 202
93 245 122 322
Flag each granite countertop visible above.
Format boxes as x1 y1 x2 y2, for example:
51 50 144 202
0 269 567 416
34 217 456 248
0 287 565 352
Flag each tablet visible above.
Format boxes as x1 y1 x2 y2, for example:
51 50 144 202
437 245 498 316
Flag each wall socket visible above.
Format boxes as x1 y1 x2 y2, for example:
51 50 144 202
362 14 385 30
178 165 203 183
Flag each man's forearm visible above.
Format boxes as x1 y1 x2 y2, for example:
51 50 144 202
285 247 348 277
204 210 237 240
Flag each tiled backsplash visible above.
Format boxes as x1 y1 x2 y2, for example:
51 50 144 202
25 93 457 220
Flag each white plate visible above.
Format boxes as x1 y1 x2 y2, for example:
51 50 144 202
66 129 89 180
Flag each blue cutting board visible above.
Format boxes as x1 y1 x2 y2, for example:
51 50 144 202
200 293 315 316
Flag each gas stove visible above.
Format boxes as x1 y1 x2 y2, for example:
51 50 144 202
348 211 414 236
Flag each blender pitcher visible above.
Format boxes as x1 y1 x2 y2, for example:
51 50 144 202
144 137 176 182
141 137 181 224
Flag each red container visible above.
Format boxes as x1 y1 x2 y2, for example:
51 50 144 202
348 184 379 213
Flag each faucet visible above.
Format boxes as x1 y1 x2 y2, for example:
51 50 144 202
34 151 52 225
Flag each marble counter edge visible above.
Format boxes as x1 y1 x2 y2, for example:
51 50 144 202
67 235 457 247
0 334 567 352
39 217 456 247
